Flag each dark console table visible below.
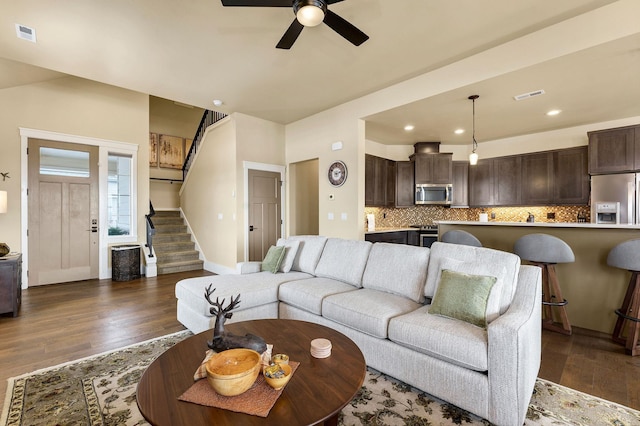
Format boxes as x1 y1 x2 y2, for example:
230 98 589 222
0 253 22 317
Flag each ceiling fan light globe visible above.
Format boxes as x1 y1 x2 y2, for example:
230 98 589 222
296 5 325 26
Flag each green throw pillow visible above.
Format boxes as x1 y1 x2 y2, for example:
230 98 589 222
429 269 497 328
261 245 286 273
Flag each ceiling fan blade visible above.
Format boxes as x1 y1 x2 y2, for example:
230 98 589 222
323 9 369 46
276 19 304 49
326 0 345 4
221 0 291 6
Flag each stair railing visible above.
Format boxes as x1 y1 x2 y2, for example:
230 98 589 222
183 110 228 180
145 201 156 258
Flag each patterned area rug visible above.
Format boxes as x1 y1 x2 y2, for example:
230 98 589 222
2 331 639 426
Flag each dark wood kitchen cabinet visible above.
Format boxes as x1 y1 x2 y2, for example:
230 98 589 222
493 156 522 205
365 231 408 245
588 125 639 175
554 146 589 205
451 161 469 207
395 161 414 207
521 152 554 205
469 156 521 206
366 155 414 208
469 159 494 206
0 253 22 317
470 146 588 207
365 154 391 207
413 153 452 184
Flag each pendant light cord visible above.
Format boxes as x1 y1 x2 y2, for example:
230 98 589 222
468 94 479 154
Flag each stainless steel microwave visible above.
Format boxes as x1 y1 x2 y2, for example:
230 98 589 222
415 183 452 205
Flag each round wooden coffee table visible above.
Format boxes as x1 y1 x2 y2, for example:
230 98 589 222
137 319 366 425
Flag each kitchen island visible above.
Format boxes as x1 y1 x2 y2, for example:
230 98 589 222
438 221 640 334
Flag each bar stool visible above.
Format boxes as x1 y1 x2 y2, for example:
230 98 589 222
441 230 482 247
514 233 575 335
607 239 640 356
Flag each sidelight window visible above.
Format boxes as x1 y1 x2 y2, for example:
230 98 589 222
107 154 133 236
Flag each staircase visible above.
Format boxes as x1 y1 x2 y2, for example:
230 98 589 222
152 211 203 274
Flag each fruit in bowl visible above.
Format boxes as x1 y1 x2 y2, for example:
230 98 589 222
263 363 292 390
205 348 261 396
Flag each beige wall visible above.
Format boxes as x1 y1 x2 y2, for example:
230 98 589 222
235 113 286 261
180 113 285 270
0 76 149 254
181 118 237 269
149 96 204 210
290 159 319 236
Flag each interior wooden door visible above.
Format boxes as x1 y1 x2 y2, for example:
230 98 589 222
28 139 99 285
248 170 281 261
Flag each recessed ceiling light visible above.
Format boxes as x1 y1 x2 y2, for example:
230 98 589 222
404 125 415 131
546 109 561 116
213 99 223 107
454 129 465 135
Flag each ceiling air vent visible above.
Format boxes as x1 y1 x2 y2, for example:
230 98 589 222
15 24 36 43
513 89 545 101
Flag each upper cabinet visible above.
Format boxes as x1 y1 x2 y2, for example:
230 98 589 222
395 161 415 208
412 153 452 184
366 154 413 208
451 161 469 207
469 159 493 206
365 154 392 207
469 146 589 207
588 125 640 175
521 152 553 205
554 146 589 205
494 156 522 205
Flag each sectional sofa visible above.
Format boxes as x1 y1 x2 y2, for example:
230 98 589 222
175 236 542 426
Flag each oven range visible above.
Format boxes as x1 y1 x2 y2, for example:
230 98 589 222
410 225 438 248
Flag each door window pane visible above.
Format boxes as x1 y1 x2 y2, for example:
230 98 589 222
108 154 132 236
40 147 90 177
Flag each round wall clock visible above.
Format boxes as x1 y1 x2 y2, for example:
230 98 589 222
328 160 348 187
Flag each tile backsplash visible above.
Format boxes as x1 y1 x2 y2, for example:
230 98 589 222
365 205 591 228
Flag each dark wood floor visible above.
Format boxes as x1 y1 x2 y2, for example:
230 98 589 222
1 270 639 415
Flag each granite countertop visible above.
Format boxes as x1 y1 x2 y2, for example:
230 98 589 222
437 220 640 230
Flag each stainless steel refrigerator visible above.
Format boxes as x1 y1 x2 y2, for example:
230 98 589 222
591 173 640 224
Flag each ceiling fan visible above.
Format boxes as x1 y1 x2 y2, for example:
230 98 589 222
220 0 369 49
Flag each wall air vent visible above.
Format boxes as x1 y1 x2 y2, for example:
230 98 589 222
15 24 37 43
513 89 545 101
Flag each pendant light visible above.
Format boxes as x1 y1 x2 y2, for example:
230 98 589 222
468 95 479 165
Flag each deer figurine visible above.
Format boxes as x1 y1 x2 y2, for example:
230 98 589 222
204 284 267 354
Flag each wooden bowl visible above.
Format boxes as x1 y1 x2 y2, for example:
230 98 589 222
263 363 292 391
205 348 261 396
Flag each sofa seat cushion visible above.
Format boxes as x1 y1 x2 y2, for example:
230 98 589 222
175 272 312 317
362 243 430 303
388 305 489 371
314 238 372 287
278 277 359 315
321 288 421 339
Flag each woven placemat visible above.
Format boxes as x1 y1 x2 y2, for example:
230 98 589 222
178 362 299 417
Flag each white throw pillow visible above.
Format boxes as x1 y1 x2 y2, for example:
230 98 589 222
435 257 505 324
276 238 301 273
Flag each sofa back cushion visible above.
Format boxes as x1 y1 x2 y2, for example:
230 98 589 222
288 236 328 275
362 243 430 303
425 242 521 315
276 238 301 273
314 238 372 287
